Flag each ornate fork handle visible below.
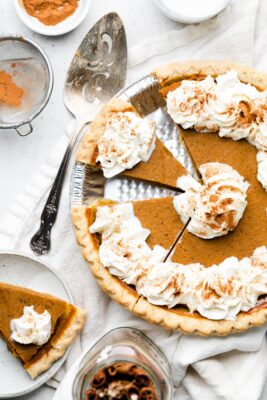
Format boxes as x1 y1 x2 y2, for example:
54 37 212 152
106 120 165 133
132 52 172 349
30 120 86 255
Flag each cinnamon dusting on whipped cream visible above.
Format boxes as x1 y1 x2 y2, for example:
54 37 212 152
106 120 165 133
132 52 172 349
90 202 267 320
174 162 249 239
166 70 267 191
97 112 156 178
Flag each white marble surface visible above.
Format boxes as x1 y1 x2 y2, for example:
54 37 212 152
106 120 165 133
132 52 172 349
0 1 267 399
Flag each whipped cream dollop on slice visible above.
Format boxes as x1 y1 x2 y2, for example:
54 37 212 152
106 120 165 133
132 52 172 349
140 247 267 320
256 151 267 191
166 70 265 141
174 162 249 239
248 121 267 151
10 306 52 346
90 203 167 285
138 262 203 309
97 112 156 178
166 76 217 132
206 71 259 140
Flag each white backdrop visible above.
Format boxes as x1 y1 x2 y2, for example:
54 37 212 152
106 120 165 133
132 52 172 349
0 1 267 399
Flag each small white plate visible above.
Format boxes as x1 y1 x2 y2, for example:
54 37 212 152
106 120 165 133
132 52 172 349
14 0 91 36
0 250 74 398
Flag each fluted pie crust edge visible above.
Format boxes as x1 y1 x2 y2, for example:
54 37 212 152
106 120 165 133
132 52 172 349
72 60 267 336
72 205 267 336
27 306 86 378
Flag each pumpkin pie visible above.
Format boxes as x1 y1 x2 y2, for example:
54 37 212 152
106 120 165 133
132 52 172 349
152 60 267 265
169 129 267 265
72 196 184 309
76 97 188 190
0 282 86 379
72 60 267 336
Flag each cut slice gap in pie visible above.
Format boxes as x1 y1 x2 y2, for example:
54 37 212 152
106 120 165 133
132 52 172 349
0 282 86 379
76 98 188 191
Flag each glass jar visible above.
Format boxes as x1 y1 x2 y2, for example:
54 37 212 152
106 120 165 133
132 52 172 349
72 327 173 400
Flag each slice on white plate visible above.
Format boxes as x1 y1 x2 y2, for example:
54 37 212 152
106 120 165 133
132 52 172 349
0 251 85 398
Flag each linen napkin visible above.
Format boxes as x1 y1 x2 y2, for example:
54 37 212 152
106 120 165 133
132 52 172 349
1 1 267 399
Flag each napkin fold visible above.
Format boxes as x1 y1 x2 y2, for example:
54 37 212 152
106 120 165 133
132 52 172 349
1 1 267 399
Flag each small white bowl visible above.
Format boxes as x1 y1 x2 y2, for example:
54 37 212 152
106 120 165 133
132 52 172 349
14 0 91 36
154 0 231 24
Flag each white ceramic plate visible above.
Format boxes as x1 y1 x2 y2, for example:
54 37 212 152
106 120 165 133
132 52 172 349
14 0 91 36
0 250 74 398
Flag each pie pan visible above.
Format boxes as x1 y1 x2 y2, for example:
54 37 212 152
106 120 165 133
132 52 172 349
70 60 267 336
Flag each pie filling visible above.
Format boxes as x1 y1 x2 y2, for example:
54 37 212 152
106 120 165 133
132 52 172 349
0 282 83 376
88 203 267 321
96 111 156 178
174 162 249 239
77 66 267 328
165 70 267 192
24 305 76 369
1 304 75 368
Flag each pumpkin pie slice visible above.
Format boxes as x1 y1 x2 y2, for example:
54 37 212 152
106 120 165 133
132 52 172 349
0 282 86 379
71 196 184 309
76 98 187 190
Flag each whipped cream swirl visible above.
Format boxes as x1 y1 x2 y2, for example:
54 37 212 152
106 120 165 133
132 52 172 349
140 248 267 320
90 202 267 320
166 76 217 132
206 71 259 140
174 162 249 239
256 151 267 191
89 203 167 285
97 112 156 178
166 70 267 188
10 306 52 346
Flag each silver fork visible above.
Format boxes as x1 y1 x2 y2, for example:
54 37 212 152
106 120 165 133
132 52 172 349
30 13 127 255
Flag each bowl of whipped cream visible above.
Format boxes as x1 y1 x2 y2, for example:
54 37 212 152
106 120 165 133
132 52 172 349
154 0 231 24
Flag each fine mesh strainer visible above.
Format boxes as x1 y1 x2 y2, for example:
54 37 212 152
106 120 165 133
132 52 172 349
0 36 53 136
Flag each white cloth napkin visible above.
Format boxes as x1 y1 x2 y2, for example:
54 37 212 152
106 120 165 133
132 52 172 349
1 0 267 399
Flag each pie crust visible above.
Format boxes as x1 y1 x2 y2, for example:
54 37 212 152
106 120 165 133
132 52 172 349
27 306 86 379
76 98 187 190
72 204 267 336
72 60 267 336
0 282 86 378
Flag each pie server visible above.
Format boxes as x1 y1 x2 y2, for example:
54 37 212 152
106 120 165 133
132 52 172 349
30 12 127 255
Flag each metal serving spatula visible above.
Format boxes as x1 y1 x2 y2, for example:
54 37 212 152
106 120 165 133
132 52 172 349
30 12 127 255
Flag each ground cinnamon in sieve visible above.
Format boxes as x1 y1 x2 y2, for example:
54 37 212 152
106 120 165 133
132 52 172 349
22 0 79 26
0 71 24 107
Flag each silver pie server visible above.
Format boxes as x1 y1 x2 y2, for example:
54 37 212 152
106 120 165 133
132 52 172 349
30 12 127 255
